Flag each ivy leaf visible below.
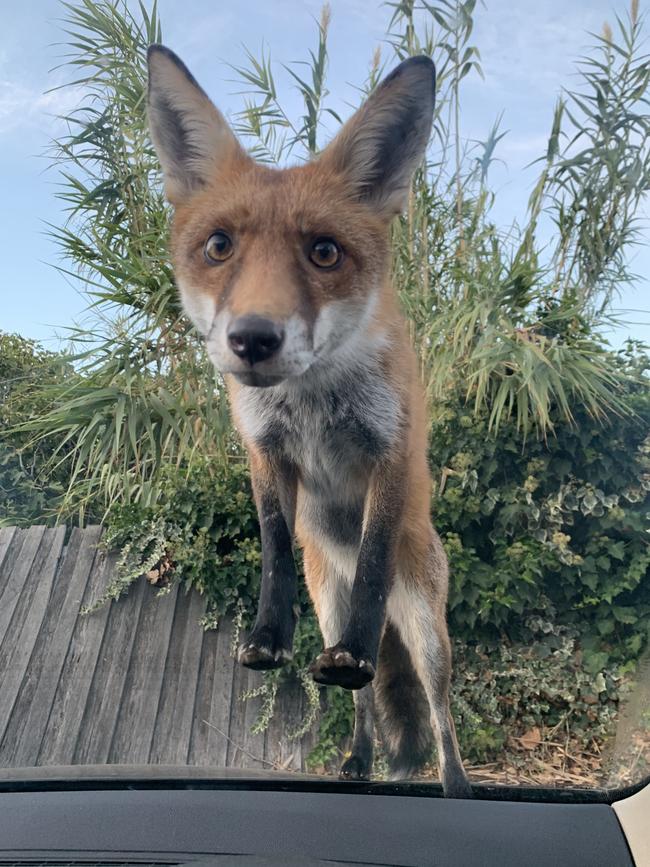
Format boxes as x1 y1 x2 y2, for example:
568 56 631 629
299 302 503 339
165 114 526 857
612 606 638 624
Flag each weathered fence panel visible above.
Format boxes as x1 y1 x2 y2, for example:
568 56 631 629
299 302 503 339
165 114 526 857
0 526 316 772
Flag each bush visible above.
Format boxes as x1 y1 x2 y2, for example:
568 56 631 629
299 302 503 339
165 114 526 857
451 622 623 766
4 0 649 775
0 332 73 526
95 455 262 619
90 347 648 765
432 343 650 667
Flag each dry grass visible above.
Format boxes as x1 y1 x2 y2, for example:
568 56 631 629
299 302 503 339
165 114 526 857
421 723 650 789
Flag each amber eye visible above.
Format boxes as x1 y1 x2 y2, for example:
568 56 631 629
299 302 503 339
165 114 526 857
309 237 342 269
204 231 233 264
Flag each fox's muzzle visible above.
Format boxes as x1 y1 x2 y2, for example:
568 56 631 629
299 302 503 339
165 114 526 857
204 307 315 388
227 315 285 366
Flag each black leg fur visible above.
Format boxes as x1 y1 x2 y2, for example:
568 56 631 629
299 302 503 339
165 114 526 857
239 486 298 670
374 623 433 778
339 684 375 781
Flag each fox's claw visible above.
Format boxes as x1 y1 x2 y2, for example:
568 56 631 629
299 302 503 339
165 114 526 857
310 644 375 690
238 626 292 670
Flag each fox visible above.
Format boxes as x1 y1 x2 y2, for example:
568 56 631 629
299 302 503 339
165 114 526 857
147 44 471 798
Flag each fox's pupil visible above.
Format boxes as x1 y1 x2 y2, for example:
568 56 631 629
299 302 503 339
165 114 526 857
310 238 340 268
205 231 232 263
317 244 333 259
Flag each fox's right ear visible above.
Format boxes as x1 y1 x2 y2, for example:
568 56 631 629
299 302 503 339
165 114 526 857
318 55 435 217
147 44 245 203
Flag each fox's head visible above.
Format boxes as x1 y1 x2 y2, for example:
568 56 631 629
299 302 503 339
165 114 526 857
147 46 435 388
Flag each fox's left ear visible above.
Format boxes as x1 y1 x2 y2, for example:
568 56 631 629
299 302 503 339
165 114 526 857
318 56 435 217
147 44 247 204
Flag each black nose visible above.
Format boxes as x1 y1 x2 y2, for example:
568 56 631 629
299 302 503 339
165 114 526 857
227 315 285 365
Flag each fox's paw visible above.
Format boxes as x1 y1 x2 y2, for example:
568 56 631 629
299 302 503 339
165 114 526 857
339 754 372 782
238 626 292 670
310 644 375 690
442 772 473 800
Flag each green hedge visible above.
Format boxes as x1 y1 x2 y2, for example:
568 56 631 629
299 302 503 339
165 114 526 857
0 332 72 527
432 343 650 667
89 344 649 767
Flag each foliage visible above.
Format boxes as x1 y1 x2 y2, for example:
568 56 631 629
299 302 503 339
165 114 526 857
546 2 650 309
3 0 650 773
14 0 233 522
302 616 630 772
384 2 650 434
93 454 261 617
93 371 647 763
305 681 355 771
230 4 341 161
451 619 624 766
432 342 650 665
0 332 73 526
21 0 650 519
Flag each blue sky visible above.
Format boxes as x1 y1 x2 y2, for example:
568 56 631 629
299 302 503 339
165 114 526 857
1 0 648 348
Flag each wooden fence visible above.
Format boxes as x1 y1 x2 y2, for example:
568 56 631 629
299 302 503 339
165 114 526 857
0 525 316 771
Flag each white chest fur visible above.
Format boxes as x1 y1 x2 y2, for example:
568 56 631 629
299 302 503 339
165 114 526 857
234 353 401 501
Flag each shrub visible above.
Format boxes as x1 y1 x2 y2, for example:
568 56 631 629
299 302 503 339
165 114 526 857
451 622 623 767
94 454 262 619
91 360 648 765
3 0 649 775
431 343 650 666
0 332 73 526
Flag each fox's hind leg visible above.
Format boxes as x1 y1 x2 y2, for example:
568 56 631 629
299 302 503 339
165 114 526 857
339 686 375 780
386 536 471 799
302 541 375 781
373 622 433 778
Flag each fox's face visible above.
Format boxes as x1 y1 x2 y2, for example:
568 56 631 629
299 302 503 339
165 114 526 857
148 47 435 387
167 158 390 387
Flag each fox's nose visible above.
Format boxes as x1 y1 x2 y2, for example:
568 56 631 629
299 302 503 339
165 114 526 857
227 315 285 365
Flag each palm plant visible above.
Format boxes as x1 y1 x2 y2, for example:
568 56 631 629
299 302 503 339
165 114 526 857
22 0 234 521
547 2 650 309
384 2 649 432
20 0 650 520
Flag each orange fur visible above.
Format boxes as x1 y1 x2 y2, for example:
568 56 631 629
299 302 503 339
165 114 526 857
148 44 470 796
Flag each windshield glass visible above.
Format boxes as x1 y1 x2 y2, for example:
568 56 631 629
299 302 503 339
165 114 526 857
0 0 648 794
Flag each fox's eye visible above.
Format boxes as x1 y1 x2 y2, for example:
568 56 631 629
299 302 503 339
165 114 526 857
309 237 342 269
204 231 233 264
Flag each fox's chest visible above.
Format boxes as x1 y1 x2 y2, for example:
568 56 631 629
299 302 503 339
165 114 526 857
234 362 401 499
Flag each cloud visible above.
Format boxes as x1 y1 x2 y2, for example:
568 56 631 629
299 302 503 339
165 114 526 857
468 0 614 97
0 77 80 136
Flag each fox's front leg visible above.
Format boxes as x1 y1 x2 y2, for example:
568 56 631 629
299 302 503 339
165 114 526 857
310 458 404 690
239 449 298 670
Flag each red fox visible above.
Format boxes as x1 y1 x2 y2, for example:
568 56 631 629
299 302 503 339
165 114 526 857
147 45 471 798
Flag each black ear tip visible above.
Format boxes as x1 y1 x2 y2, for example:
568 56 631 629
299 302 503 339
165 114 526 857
385 54 436 92
404 54 435 71
146 43 188 73
146 44 206 95
147 43 170 63
403 54 436 84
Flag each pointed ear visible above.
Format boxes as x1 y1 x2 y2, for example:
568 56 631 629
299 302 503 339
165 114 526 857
147 44 246 203
318 56 435 217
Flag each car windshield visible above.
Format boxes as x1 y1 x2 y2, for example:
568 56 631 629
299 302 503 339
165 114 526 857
0 0 648 797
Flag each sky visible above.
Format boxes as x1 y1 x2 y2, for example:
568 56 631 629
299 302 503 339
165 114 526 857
1 0 648 349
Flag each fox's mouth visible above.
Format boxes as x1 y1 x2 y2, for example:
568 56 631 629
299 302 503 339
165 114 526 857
231 370 287 388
